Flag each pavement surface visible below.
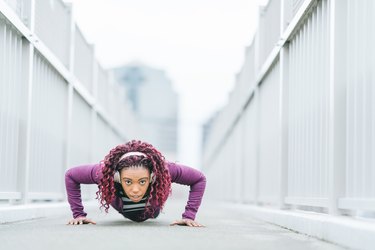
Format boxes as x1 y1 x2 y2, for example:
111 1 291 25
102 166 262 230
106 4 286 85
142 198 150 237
0 198 350 250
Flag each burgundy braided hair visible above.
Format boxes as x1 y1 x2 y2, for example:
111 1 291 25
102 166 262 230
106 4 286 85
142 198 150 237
96 140 172 218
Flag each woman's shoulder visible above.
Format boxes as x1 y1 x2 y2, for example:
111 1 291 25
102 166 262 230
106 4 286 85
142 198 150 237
165 161 190 170
164 161 191 180
165 161 178 178
165 160 205 183
165 160 178 171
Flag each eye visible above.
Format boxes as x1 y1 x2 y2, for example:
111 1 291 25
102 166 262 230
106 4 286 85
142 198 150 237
139 180 146 185
124 180 132 185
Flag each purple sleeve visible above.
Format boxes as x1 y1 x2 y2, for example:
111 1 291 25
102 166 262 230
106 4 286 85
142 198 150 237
64 164 102 218
167 162 206 220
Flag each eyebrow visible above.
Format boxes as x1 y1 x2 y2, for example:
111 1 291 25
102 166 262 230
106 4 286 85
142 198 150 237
122 177 149 181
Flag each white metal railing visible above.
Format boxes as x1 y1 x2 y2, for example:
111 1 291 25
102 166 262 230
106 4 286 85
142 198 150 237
258 61 281 204
34 0 70 67
340 0 375 211
286 0 330 206
74 25 94 92
0 0 141 204
258 0 280 71
203 0 375 218
0 13 23 199
28 51 68 199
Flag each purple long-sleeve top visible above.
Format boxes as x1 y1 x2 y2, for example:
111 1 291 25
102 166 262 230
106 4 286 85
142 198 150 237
65 161 206 220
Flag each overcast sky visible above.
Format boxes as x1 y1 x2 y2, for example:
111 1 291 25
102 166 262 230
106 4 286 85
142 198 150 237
67 0 263 168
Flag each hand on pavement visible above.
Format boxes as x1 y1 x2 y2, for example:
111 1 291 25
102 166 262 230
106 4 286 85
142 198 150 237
67 217 96 225
170 218 204 227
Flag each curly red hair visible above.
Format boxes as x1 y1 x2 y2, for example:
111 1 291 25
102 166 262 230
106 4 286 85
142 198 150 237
96 140 172 218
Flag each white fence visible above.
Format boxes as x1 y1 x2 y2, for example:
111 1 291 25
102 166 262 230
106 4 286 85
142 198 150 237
0 0 141 204
203 0 375 218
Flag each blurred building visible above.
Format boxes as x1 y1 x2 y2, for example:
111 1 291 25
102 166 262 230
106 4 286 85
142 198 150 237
113 63 178 160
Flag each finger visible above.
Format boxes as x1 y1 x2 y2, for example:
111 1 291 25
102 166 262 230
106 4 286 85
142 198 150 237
171 221 185 226
195 222 203 227
191 221 202 227
189 221 197 227
86 219 96 225
170 221 179 226
186 221 194 227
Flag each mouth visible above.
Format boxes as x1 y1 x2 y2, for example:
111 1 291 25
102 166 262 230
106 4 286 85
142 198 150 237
130 195 142 201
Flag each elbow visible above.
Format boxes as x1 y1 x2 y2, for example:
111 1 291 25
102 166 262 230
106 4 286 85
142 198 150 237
201 173 206 183
199 173 207 188
65 168 74 184
65 168 70 179
65 168 71 178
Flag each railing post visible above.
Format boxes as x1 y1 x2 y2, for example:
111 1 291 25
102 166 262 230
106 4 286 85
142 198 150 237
254 87 261 205
91 57 98 163
279 43 290 209
64 2 76 184
18 0 35 205
328 0 347 215
240 106 248 203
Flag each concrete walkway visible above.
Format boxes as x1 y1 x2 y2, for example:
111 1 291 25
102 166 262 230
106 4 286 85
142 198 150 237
0 199 350 250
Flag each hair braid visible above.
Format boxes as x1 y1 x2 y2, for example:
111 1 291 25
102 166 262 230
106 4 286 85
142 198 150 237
96 140 172 218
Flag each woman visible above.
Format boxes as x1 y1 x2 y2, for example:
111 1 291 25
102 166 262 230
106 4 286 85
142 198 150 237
65 140 206 227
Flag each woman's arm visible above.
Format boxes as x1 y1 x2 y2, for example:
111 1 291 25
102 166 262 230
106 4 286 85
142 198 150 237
167 162 206 223
64 164 102 219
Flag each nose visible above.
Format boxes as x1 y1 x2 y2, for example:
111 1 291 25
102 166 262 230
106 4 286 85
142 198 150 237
131 185 141 194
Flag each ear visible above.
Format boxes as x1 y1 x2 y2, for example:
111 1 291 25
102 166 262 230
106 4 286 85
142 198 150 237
114 171 121 183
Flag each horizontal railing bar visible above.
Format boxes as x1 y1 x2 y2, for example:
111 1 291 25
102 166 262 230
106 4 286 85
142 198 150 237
0 192 22 200
284 197 329 208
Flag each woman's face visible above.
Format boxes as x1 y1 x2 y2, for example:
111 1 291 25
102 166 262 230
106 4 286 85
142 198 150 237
120 167 151 203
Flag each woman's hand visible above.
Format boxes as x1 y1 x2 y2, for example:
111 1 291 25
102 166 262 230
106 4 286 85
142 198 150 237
170 218 204 227
67 217 96 225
